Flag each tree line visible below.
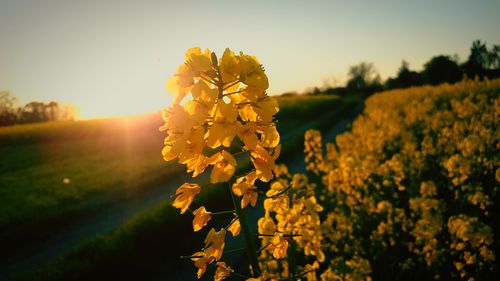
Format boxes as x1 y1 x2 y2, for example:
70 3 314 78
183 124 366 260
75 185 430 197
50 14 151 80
0 91 76 126
307 40 500 96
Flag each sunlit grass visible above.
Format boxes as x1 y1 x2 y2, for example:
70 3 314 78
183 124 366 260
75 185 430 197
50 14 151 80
0 114 169 228
0 94 343 231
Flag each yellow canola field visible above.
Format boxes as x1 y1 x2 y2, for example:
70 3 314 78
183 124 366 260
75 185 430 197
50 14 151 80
305 79 499 280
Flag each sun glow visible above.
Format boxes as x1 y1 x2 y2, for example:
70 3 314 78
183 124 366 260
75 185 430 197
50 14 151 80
75 93 171 120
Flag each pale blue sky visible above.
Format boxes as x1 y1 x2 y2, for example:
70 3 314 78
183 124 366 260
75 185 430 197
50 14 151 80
1 0 499 118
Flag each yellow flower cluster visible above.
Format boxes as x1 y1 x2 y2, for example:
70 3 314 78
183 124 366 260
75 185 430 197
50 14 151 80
163 47 333 281
161 47 280 183
448 215 494 280
192 228 227 278
161 47 281 280
255 165 326 280
303 79 499 280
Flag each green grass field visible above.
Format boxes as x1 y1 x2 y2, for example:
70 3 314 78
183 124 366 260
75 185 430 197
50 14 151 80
0 94 351 237
1 93 361 280
0 115 172 228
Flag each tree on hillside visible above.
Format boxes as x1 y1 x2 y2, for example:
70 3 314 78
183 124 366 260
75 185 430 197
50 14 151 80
490 45 500 69
47 101 58 121
462 40 500 79
385 60 423 89
422 55 462 85
470 40 490 68
0 91 18 126
463 40 489 79
0 91 76 126
0 91 16 112
20 102 46 123
18 101 75 123
346 62 382 92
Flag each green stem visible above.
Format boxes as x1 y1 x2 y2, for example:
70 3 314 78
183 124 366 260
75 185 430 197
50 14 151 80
288 240 298 276
210 210 235 216
212 52 261 277
255 233 301 237
231 270 252 279
229 182 262 277
278 269 315 281
180 254 204 259
224 247 246 255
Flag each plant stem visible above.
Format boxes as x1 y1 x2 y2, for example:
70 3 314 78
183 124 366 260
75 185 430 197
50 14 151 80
180 254 204 259
288 240 298 276
224 247 246 254
229 182 262 277
255 233 301 237
212 52 261 277
210 210 235 216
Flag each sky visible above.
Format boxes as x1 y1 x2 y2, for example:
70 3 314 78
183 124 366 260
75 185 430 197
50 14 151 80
1 0 499 119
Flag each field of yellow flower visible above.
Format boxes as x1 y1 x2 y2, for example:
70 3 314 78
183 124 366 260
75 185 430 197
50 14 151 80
303 79 499 280
159 46 499 281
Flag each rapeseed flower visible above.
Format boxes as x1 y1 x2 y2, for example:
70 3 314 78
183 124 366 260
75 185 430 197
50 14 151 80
172 183 201 214
192 206 212 232
206 150 237 183
232 172 258 208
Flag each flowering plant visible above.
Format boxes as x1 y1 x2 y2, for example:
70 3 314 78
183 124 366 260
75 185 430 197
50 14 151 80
161 47 324 280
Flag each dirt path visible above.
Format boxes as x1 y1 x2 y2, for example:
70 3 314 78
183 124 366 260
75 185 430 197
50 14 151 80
0 102 363 280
